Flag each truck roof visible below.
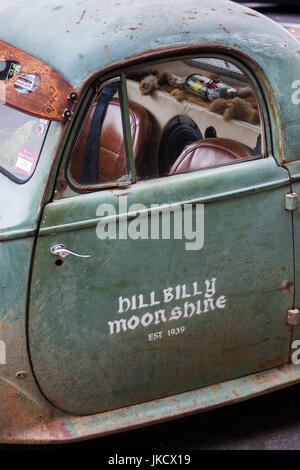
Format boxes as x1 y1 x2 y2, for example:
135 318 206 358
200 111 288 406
1 0 300 161
0 0 297 88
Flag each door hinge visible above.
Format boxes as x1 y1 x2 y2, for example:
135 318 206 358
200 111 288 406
285 192 298 211
287 308 300 326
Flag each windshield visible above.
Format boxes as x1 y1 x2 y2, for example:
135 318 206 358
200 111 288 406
0 104 49 181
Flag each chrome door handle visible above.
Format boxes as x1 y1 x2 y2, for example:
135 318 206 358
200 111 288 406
50 243 90 259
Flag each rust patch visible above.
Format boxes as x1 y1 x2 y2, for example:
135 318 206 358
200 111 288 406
76 10 87 24
253 371 281 386
0 379 72 443
56 180 67 199
0 40 75 121
257 355 285 369
244 12 259 18
56 180 67 192
219 24 230 34
278 280 294 291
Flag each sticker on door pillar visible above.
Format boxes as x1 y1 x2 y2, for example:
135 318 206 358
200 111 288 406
107 277 227 337
14 145 38 175
14 74 40 94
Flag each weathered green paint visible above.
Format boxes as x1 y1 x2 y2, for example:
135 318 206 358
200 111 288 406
0 237 54 413
29 157 294 415
0 0 300 443
0 122 65 416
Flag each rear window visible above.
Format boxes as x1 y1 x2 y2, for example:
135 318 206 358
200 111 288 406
0 104 49 182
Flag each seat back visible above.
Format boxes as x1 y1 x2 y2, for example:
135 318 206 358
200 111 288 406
169 138 253 175
70 98 152 184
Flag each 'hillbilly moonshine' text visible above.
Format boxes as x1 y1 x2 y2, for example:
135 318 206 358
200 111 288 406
108 277 227 340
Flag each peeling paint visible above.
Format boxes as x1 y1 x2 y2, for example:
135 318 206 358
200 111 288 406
76 9 87 24
244 12 259 18
278 280 294 291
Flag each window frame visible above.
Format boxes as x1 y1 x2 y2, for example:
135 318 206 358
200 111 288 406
65 74 136 193
60 51 269 197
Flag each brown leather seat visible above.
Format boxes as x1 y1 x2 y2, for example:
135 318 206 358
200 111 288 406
70 98 153 184
169 138 253 175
